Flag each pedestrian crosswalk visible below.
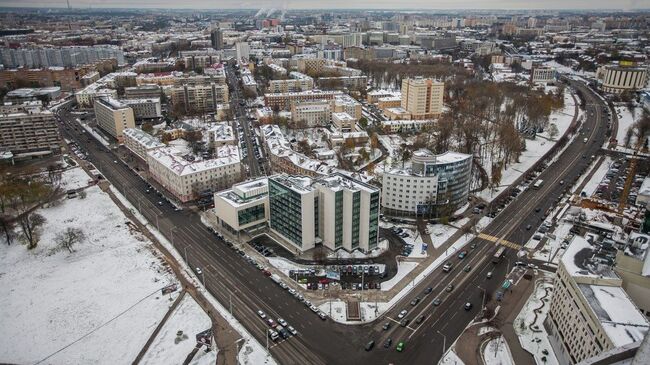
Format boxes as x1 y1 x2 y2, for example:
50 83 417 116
477 233 522 250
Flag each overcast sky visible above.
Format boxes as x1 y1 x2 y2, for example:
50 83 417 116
0 0 643 10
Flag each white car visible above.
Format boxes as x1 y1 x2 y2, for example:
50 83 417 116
278 318 288 327
310 305 319 313
287 325 298 336
398 309 408 319
257 310 266 319
288 288 297 295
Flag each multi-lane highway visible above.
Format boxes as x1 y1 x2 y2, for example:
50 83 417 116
55 77 607 364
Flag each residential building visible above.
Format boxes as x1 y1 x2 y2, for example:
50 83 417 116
291 101 332 127
122 98 162 120
377 96 402 110
269 73 314 93
211 28 224 50
597 63 648 94
123 128 164 160
380 119 435 133
546 237 649 364
147 144 241 202
401 77 445 119
332 112 356 132
297 58 326 75
0 45 124 68
333 94 362 120
235 42 250 62
381 149 472 217
124 85 162 99
206 122 236 148
93 97 135 142
264 90 342 110
614 233 650 315
213 178 269 234
170 83 229 114
317 75 368 90
0 103 59 158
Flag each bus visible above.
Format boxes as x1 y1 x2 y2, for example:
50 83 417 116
532 179 544 189
492 246 506 264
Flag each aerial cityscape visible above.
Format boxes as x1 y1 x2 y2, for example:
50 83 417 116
0 2 649 365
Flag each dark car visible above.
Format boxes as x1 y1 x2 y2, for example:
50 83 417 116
365 341 375 351
400 319 410 327
424 287 433 294
382 322 390 330
416 315 425 324
433 298 442 306
384 338 393 348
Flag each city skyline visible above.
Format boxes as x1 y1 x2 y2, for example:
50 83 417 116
0 0 645 10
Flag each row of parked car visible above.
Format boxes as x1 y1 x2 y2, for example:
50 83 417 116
251 242 274 257
257 310 298 341
270 275 329 321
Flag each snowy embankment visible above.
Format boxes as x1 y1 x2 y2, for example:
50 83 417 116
0 167 179 364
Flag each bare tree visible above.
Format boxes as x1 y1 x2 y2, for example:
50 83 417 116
54 227 86 253
0 215 15 245
18 212 46 250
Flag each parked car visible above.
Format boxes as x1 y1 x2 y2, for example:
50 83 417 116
365 341 375 351
396 341 405 352
398 309 408 319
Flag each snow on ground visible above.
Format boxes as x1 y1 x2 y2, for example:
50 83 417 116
0 167 178 365
440 348 466 365
76 118 110 147
483 336 514 365
575 157 612 197
478 90 577 203
614 104 643 146
141 295 216 365
60 165 95 190
110 186 278 365
327 239 389 259
513 275 558 365
317 300 390 323
478 326 497 336
381 261 419 291
428 224 459 249
267 256 316 276
401 228 429 258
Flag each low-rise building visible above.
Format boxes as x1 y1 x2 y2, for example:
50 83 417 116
265 90 342 110
0 103 59 158
531 66 557 84
122 98 162 120
597 63 648 94
332 112 356 132
213 178 269 234
380 119 435 133
333 94 362 120
206 122 236 147
546 237 650 364
384 107 412 120
147 144 241 202
93 97 135 142
291 100 332 127
124 85 162 99
123 128 164 160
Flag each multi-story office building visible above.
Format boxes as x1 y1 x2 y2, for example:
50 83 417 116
401 77 444 119
0 103 60 158
264 90 342 110
269 174 319 252
213 178 269 235
170 83 229 114
546 237 649 365
147 144 241 202
291 101 332 127
381 149 472 217
333 94 362 120
597 63 648 94
210 28 224 50
268 173 379 254
314 173 380 253
122 98 162 120
615 233 650 316
93 97 136 142
122 128 164 160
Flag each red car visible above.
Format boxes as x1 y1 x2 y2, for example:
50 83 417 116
319 278 330 284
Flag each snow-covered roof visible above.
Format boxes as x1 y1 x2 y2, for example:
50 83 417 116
148 144 240 176
639 177 650 197
560 236 617 279
123 128 164 150
578 284 649 347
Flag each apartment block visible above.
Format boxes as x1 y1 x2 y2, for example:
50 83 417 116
401 77 444 119
93 97 136 142
122 98 162 120
268 74 314 93
122 128 164 160
264 90 342 110
170 83 229 114
333 94 362 120
124 85 162 99
332 112 356 132
0 103 60 158
291 100 332 127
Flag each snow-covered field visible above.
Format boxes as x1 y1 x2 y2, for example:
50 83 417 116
513 276 558 365
0 167 179 365
614 105 644 146
440 348 466 365
381 261 418 291
141 295 216 365
482 336 514 365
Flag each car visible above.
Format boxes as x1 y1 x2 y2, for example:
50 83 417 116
464 302 473 311
384 338 393 348
400 319 410 327
487 271 493 279
442 261 453 272
195 267 202 275
266 318 276 327
382 322 391 330
268 329 279 341
158 201 164 206
318 311 327 320
446 284 454 292
526 224 532 230
410 297 420 306
470 243 477 249
365 341 375 351
464 265 472 272
398 309 408 319
396 341 405 352
424 287 433 294
458 250 468 259
416 315 425 324
113 160 118 164
433 298 442 306
535 207 541 212
257 310 266 319
309 305 319 313
560 180 565 185
287 325 298 336
278 318 288 327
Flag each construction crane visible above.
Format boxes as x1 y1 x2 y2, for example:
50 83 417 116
618 126 649 213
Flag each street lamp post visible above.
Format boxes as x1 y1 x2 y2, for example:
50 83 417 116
437 330 447 354
184 246 189 264
170 226 177 246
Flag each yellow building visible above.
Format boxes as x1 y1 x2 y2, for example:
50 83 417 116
401 77 444 119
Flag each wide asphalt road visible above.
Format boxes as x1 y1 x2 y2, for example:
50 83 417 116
54 77 607 364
